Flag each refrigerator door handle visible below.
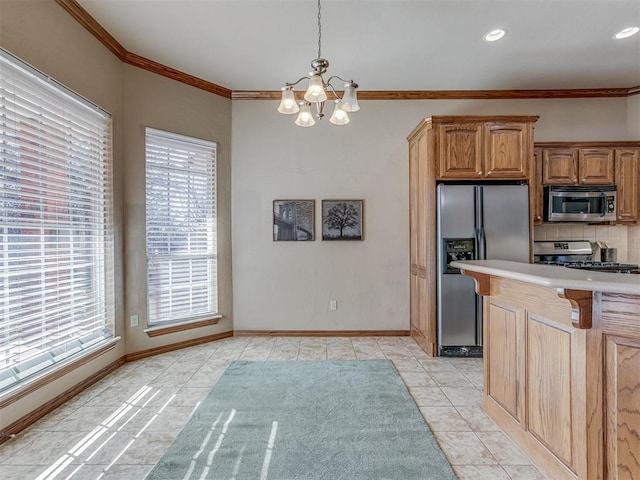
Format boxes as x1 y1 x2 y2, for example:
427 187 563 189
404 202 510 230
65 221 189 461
476 186 486 260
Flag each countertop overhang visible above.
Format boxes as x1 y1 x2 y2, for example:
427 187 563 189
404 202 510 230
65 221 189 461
450 260 640 295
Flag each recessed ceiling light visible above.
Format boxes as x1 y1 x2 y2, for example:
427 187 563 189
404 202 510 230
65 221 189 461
614 27 640 39
483 29 507 42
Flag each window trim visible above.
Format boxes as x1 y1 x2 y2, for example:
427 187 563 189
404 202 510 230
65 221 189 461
144 127 218 328
0 47 115 395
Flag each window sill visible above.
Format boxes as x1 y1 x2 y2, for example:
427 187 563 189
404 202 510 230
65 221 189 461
144 315 223 337
0 336 121 408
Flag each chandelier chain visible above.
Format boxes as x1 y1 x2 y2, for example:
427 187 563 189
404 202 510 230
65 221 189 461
317 0 322 59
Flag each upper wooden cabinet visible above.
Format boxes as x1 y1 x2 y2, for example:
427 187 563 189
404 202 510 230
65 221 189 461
407 115 538 357
531 148 544 226
534 142 640 225
542 147 614 185
614 148 639 223
435 116 538 180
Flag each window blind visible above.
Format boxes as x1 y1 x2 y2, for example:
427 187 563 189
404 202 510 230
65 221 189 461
0 49 114 393
145 128 217 326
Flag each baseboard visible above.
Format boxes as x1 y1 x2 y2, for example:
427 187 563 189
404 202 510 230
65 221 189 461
233 330 410 337
125 330 234 362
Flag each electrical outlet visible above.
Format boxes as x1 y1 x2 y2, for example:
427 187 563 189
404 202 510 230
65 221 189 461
329 300 337 311
130 314 139 327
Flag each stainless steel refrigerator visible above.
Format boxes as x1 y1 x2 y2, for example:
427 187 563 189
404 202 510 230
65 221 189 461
436 183 530 356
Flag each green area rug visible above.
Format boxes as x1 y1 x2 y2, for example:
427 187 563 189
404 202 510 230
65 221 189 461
146 360 457 480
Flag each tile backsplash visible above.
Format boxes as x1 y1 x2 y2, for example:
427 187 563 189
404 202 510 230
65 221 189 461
534 224 640 263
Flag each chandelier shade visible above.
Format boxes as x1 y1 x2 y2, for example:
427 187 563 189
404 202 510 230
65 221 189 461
329 101 350 125
277 87 300 114
277 0 359 127
295 103 316 127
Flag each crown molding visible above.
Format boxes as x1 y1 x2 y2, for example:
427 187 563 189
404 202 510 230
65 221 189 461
232 88 631 101
55 0 232 99
57 0 638 102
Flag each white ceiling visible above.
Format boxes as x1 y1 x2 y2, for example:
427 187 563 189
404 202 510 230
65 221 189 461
76 0 640 92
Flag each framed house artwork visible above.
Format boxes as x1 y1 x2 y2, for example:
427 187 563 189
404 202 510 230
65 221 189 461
321 199 363 241
273 200 315 241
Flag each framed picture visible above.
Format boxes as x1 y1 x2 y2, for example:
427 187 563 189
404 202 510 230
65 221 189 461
322 199 364 241
273 200 315 241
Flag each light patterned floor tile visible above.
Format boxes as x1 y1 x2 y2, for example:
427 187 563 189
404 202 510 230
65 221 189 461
503 465 550 479
456 406 501 432
477 431 533 466
419 406 472 432
453 465 512 479
434 431 499 465
0 336 550 480
408 386 452 407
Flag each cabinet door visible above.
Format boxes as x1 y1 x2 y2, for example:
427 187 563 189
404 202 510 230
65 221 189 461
605 335 640 479
543 148 578 184
409 138 420 331
578 148 614 185
437 123 483 179
614 148 639 223
531 148 544 225
484 122 530 179
486 301 523 422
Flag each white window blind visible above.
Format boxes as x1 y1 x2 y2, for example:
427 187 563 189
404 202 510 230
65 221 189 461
0 49 114 394
145 128 217 326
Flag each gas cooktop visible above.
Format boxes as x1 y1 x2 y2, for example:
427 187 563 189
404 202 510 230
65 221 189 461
533 241 639 274
563 262 640 274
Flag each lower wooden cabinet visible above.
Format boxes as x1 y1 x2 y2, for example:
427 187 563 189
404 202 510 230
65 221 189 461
601 294 640 480
475 273 640 480
483 279 587 480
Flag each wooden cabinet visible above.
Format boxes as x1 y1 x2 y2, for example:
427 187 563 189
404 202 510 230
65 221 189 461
408 116 537 356
604 335 640 480
535 142 640 224
408 124 436 355
531 148 544 225
600 294 640 479
436 117 537 180
542 148 614 185
481 278 588 480
579 148 614 184
462 266 640 480
614 148 639 223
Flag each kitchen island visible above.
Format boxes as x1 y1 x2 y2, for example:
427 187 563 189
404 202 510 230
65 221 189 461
450 260 640 480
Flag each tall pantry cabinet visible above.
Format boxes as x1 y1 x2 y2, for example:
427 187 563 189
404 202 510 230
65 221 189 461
407 116 538 356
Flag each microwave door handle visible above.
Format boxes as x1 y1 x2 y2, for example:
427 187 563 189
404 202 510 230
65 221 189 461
599 192 607 217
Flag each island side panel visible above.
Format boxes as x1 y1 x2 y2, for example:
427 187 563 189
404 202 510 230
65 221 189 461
482 277 588 480
600 293 640 480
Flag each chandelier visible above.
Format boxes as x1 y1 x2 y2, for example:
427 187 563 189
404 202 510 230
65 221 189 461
277 0 360 127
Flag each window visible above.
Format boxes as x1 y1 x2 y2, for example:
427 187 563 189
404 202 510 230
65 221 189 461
145 128 217 326
0 49 114 394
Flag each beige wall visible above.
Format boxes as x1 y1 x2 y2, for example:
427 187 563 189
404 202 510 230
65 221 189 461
0 0 126 429
629 94 640 138
0 1 232 430
122 65 233 353
231 98 629 332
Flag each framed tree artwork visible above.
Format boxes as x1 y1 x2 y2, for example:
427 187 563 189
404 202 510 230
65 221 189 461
273 200 315 241
321 199 363 240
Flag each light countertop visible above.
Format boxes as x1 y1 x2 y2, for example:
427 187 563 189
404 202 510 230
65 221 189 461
450 260 640 295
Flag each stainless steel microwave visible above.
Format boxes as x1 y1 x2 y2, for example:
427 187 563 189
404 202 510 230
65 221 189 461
545 185 616 222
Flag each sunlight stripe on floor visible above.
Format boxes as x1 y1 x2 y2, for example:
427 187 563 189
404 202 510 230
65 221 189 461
181 412 223 480
198 409 236 480
260 421 279 480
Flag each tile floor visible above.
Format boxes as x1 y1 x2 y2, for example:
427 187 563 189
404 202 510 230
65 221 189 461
0 336 549 480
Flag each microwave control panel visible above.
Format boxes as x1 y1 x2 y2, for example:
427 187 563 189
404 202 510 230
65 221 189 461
606 195 615 214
